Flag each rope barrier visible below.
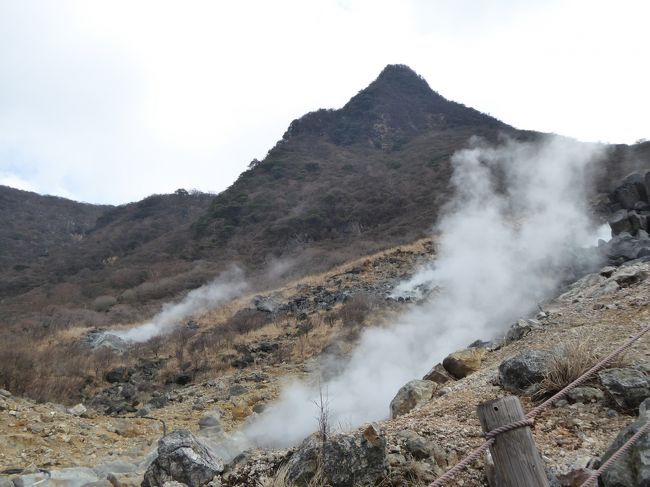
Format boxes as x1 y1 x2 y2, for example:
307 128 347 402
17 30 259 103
428 324 650 487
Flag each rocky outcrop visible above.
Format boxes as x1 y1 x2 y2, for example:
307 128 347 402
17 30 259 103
498 350 551 393
442 348 486 379
142 430 224 487
603 172 650 264
603 232 650 265
598 368 650 410
286 424 387 487
389 380 436 418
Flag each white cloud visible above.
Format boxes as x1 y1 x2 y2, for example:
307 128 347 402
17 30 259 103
0 0 648 204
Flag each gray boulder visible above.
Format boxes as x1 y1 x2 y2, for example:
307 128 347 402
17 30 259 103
599 368 650 410
286 424 387 487
499 351 552 393
397 429 431 460
613 267 649 287
601 413 650 486
609 209 634 236
604 233 650 264
505 319 540 343
611 174 649 209
566 386 605 404
142 430 224 487
629 210 649 234
389 380 436 418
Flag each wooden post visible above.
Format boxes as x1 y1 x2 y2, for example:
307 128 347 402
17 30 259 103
477 396 549 487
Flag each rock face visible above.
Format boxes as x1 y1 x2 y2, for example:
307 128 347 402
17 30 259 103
389 380 436 418
142 430 224 487
286 425 387 487
442 348 486 379
599 368 650 410
600 410 650 486
498 351 551 393
602 172 650 264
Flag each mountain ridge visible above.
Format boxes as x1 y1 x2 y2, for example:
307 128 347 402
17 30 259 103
1 64 649 332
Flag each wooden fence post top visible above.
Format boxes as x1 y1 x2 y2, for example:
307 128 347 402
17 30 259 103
477 396 549 487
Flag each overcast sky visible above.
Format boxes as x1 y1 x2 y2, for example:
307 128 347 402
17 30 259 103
1 0 648 205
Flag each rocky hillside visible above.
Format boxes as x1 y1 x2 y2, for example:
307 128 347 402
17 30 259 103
0 186 110 297
2 175 650 486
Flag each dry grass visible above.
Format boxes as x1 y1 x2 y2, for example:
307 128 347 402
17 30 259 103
537 341 601 397
257 464 331 487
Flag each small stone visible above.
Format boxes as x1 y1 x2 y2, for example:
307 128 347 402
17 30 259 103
505 319 540 343
252 403 266 414
198 413 222 431
229 384 247 397
566 387 605 404
68 404 87 416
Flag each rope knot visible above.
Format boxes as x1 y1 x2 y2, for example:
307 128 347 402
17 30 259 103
484 418 535 440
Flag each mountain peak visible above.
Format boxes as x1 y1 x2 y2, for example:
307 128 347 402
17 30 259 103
283 64 506 148
372 64 431 93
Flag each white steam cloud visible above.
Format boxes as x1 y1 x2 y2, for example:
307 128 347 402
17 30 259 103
211 135 605 459
111 267 249 343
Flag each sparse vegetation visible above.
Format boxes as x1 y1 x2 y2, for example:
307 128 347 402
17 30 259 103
537 341 600 397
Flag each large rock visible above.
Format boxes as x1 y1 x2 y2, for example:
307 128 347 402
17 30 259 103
599 368 650 410
142 430 224 487
389 380 436 418
68 404 87 417
422 363 454 384
604 232 650 264
613 266 649 287
286 424 387 487
600 412 650 486
498 351 551 393
609 209 634 236
442 348 486 379
611 173 649 209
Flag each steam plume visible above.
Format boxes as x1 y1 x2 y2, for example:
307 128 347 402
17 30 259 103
216 136 605 457
111 267 248 343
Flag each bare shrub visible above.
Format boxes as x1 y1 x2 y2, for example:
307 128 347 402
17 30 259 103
222 309 270 335
336 293 376 327
92 295 117 312
538 341 600 397
92 347 116 380
314 383 330 442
